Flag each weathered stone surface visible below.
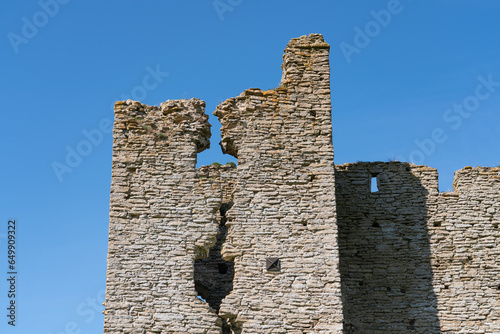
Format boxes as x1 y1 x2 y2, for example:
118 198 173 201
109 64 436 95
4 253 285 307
431 167 500 333
336 162 500 333
104 99 222 333
214 33 343 333
336 162 440 333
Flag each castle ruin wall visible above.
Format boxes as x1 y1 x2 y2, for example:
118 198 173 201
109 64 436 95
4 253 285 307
431 167 500 333
214 34 344 333
104 99 225 333
103 34 500 334
336 162 500 333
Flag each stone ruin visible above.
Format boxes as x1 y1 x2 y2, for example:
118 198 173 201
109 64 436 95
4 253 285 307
103 34 500 333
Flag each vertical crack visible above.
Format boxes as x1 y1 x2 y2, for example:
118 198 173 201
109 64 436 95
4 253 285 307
194 202 237 332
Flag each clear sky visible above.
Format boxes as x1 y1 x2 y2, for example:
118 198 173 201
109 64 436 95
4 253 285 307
1 1 499 333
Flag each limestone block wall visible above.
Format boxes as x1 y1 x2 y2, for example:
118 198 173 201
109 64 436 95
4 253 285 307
335 162 440 333
214 34 343 333
336 162 500 334
430 167 500 333
104 99 224 333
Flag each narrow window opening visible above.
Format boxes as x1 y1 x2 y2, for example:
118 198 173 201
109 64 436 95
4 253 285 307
371 176 378 193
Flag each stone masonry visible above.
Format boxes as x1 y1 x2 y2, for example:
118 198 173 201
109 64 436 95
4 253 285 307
336 163 441 333
104 34 499 333
431 167 500 333
213 34 343 333
336 163 500 333
104 99 223 333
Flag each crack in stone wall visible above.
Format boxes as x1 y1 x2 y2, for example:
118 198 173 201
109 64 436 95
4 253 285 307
193 164 239 333
194 201 235 312
104 99 222 333
214 34 344 333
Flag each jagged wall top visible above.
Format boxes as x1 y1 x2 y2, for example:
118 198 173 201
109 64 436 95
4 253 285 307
104 33 500 333
281 33 330 87
215 33 332 158
114 98 211 153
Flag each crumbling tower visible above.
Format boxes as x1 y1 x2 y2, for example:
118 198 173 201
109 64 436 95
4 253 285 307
104 99 224 333
214 34 343 332
104 34 500 334
104 34 343 333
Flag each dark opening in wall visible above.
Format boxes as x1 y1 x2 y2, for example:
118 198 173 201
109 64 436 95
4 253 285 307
194 202 235 311
218 263 228 274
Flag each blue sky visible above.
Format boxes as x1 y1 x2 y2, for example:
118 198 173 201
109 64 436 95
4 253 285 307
1 1 499 332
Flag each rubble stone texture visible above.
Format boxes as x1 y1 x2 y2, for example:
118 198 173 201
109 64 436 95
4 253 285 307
104 99 224 333
213 34 343 333
336 163 440 333
104 34 500 333
431 167 500 333
336 163 500 333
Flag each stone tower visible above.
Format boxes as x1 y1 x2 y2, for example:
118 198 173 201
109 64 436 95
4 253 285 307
103 33 343 333
214 34 343 332
103 34 500 333
104 99 223 333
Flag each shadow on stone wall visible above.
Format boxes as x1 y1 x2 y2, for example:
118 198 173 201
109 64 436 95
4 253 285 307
335 162 440 333
194 202 235 332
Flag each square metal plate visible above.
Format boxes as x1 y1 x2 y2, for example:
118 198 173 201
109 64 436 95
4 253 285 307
266 257 280 272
